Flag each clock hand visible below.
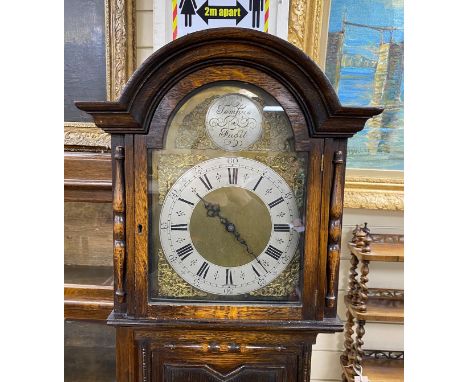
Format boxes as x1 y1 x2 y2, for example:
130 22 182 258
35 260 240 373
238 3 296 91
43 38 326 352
218 217 268 273
196 193 220 217
196 193 268 273
196 193 250 247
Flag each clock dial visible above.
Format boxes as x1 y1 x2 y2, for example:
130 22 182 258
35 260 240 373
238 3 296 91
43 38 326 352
159 157 300 295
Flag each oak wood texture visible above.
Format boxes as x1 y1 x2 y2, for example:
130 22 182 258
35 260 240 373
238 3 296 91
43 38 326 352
322 138 347 319
344 296 404 322
123 134 136 317
302 140 325 319
74 29 382 381
113 146 126 305
325 150 345 308
64 202 113 267
64 299 113 321
340 355 404 382
133 135 148 318
64 154 114 322
64 284 113 320
65 284 113 300
117 325 320 382
64 152 112 202
108 312 342 332
350 242 404 262
64 161 114 322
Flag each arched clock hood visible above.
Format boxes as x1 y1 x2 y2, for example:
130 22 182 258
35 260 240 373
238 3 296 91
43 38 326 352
76 28 382 138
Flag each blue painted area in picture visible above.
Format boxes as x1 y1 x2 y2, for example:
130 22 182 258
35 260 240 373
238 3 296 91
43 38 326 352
325 0 404 170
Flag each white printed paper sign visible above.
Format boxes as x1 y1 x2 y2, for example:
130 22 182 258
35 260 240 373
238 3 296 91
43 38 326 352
172 0 270 40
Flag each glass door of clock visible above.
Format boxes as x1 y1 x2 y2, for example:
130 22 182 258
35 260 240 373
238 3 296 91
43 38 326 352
147 82 308 304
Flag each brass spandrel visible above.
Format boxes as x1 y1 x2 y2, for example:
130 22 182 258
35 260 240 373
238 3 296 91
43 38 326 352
156 248 208 298
156 153 211 205
156 248 300 298
250 250 300 297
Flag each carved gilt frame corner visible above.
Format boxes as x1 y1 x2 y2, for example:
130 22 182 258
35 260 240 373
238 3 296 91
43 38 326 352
344 169 404 211
288 0 404 211
64 0 136 150
288 0 331 69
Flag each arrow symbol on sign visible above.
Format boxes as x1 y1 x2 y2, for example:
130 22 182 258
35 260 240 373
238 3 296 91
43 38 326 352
196 0 248 25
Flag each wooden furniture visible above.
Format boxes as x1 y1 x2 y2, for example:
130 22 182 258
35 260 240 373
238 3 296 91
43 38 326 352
65 320 116 382
64 152 116 380
340 224 404 382
75 28 382 382
64 152 114 321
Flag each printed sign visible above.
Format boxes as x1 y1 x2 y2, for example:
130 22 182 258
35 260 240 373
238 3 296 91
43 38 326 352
172 0 270 40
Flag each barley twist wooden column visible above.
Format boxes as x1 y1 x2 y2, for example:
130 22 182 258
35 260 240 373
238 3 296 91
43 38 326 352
343 310 355 362
353 319 366 373
357 260 369 312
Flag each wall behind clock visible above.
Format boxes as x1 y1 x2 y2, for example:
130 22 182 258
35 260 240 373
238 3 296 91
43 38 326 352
136 0 153 66
131 2 403 381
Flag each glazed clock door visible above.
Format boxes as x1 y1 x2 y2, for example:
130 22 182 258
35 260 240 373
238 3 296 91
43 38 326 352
144 80 315 319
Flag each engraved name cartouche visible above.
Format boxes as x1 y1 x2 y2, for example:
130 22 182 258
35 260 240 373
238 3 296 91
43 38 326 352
206 94 262 151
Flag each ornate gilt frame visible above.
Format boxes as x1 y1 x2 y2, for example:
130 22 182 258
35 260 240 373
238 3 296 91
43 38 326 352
64 0 136 149
288 0 404 211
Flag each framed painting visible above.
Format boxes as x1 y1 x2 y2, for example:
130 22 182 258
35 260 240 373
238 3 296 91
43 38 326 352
288 0 403 210
64 0 136 150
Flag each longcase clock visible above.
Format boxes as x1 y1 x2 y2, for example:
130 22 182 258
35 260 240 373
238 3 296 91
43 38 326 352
77 28 382 382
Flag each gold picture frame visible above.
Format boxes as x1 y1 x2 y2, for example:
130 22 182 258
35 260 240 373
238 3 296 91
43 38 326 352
288 0 403 211
64 0 136 150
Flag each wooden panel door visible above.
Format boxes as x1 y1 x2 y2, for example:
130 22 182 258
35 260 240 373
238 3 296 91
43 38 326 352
116 327 314 382
149 348 299 382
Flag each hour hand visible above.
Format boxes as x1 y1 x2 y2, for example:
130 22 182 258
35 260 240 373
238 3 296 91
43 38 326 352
196 193 220 217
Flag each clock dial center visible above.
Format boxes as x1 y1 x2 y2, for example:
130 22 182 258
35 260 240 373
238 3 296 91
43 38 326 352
190 186 271 268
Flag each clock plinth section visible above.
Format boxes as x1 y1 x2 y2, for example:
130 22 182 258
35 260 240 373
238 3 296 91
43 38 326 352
190 187 271 268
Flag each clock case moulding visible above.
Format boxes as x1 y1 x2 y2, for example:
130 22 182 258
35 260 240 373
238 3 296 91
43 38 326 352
76 26 381 352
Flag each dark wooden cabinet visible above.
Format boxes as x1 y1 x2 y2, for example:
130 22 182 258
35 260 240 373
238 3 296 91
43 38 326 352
119 327 309 382
76 28 382 381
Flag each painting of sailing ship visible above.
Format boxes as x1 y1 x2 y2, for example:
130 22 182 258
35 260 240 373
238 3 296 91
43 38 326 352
325 0 404 170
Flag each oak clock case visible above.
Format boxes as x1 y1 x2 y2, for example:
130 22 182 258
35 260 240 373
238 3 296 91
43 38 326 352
75 28 382 382
149 83 307 303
